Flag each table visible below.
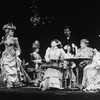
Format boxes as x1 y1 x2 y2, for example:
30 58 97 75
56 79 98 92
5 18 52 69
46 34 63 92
63 57 91 88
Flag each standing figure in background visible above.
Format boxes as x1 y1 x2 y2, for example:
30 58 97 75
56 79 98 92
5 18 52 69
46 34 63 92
64 26 77 56
0 23 23 88
64 26 71 41
30 40 43 86
75 39 94 84
63 26 77 87
40 39 66 91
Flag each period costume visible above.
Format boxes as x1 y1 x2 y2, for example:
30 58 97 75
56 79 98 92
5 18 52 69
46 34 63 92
40 39 66 91
75 39 94 84
82 50 100 92
0 23 23 88
30 40 43 85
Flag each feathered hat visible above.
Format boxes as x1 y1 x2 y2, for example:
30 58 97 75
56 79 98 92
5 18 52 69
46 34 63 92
3 23 16 31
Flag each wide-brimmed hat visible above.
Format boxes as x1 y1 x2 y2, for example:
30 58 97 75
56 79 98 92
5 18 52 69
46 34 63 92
3 23 16 31
80 39 89 44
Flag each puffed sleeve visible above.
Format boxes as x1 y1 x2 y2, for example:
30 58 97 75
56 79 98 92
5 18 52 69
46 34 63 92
95 52 100 65
88 48 94 57
44 47 50 61
14 37 21 55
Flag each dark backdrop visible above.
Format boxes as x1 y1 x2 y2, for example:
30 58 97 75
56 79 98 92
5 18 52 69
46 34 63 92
0 0 100 62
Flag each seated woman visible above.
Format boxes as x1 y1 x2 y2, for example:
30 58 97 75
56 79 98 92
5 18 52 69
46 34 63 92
30 40 43 86
40 39 66 91
75 39 94 84
82 49 100 92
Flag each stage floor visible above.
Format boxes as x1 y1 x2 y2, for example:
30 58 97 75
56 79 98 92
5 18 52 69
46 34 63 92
0 86 100 100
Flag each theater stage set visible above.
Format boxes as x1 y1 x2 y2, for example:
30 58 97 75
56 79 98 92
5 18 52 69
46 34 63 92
0 84 100 100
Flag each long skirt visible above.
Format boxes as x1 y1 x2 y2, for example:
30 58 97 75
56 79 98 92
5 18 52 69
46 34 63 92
40 68 63 91
1 55 22 88
82 63 100 91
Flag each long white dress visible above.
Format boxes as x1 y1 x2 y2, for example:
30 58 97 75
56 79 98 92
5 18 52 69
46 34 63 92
40 47 66 91
82 51 100 92
0 36 22 88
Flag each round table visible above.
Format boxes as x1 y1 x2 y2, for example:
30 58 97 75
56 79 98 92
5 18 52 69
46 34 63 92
63 57 92 88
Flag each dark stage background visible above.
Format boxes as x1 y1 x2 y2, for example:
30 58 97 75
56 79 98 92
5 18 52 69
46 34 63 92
0 0 100 62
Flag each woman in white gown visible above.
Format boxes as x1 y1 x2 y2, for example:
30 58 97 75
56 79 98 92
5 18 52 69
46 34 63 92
40 39 66 91
82 49 100 92
0 23 23 88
